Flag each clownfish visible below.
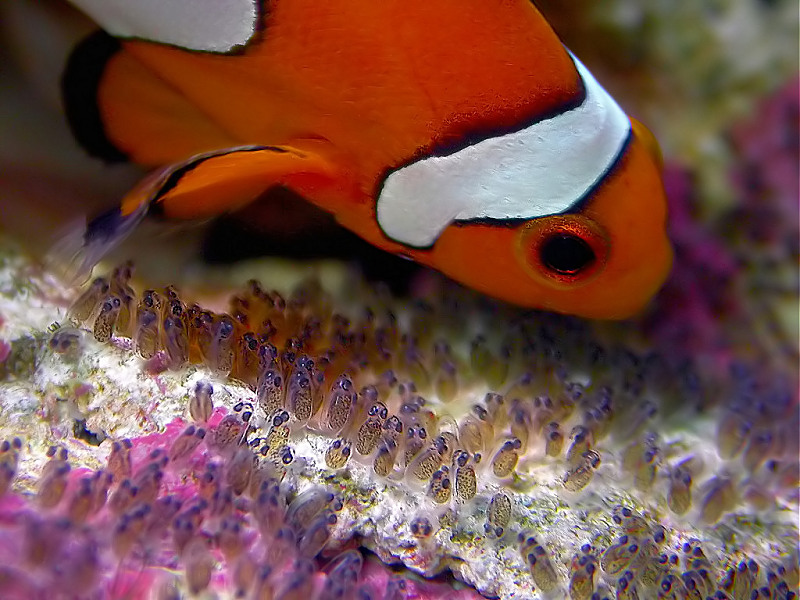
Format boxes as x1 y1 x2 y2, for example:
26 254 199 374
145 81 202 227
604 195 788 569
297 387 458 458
60 0 672 319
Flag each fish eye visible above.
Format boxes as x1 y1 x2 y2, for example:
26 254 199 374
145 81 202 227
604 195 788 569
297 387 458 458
539 233 595 275
518 215 609 286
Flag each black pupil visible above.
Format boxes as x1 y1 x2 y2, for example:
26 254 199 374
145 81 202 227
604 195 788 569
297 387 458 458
540 234 595 274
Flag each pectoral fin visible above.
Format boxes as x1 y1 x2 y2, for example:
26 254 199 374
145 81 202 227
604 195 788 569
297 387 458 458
123 145 339 220
53 145 340 283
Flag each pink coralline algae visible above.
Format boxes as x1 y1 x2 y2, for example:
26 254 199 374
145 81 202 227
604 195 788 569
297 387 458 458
0 313 10 364
0 407 485 600
645 163 742 357
0 339 10 364
645 77 799 366
728 78 800 252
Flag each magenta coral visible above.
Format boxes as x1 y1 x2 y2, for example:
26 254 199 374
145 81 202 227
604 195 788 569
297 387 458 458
728 78 800 250
0 405 486 599
644 163 742 357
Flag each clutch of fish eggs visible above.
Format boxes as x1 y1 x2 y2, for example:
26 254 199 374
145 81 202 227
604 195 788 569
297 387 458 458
39 261 799 600
1 427 390 598
63 263 599 505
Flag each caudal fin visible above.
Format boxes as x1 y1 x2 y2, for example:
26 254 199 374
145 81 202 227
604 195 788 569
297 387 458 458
46 200 149 286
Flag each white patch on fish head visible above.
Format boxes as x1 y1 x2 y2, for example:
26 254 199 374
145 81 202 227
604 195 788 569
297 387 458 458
68 0 258 53
376 51 632 248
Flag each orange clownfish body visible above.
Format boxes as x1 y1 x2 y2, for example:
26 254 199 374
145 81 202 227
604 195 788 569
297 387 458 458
62 0 672 319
